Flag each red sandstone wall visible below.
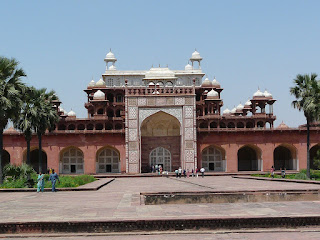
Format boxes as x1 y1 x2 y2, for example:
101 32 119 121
3 133 126 174
197 130 320 172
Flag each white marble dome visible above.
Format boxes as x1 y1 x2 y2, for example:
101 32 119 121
87 80 95 88
231 107 236 114
223 108 231 115
264 90 272 98
207 89 219 98
236 103 244 111
68 110 76 117
63 110 68 115
108 65 117 71
253 89 264 97
185 63 193 71
191 50 202 60
96 78 106 87
201 77 212 88
245 99 252 106
212 77 220 88
93 90 105 100
105 50 116 61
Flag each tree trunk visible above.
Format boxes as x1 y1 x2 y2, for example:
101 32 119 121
0 128 3 184
307 118 310 179
38 133 42 173
26 139 30 165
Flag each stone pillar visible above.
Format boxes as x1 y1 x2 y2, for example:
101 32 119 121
225 144 238 172
82 146 97 174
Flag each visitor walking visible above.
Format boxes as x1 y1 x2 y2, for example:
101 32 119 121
196 168 199 177
281 168 286 178
192 169 194 177
271 165 275 178
183 169 186 178
187 169 190 178
49 169 60 192
178 167 182 178
37 172 45 193
200 167 205 178
175 169 178 178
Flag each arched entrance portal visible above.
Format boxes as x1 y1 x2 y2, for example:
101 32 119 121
96 147 120 173
150 147 171 172
310 144 320 170
238 145 261 171
1 150 10 172
202 146 225 172
141 111 180 173
30 149 47 173
274 145 296 170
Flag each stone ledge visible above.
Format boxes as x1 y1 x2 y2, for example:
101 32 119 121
233 175 320 185
0 216 320 234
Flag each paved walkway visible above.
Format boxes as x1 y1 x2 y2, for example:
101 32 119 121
0 176 320 223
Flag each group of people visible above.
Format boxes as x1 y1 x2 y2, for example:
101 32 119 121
151 165 163 175
174 167 205 178
37 168 60 193
270 166 286 178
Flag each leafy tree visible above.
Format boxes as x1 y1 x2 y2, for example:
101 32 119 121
14 87 37 165
290 73 320 178
32 88 59 173
0 57 26 184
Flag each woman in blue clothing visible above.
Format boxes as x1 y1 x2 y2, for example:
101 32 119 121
37 172 45 193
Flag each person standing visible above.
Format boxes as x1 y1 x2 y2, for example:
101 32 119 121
271 165 275 178
178 167 182 178
200 167 205 178
49 169 60 192
37 172 45 193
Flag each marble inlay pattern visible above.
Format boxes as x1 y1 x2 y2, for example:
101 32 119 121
129 164 138 173
138 97 147 106
129 151 138 163
185 97 194 105
139 107 182 126
129 129 137 141
184 106 193 118
166 97 174 105
185 119 193 128
128 98 137 106
185 150 194 162
129 119 138 129
184 128 193 140
128 107 138 119
175 97 185 105
156 97 166 106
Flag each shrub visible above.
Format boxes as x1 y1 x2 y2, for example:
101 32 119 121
294 172 308 180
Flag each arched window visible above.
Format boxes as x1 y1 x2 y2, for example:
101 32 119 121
274 145 295 170
87 124 94 130
202 146 224 172
246 122 254 128
68 124 75 130
61 148 84 174
150 147 171 172
96 123 103 130
105 123 113 130
257 121 264 128
237 122 244 128
115 109 121 117
77 124 85 130
97 148 119 173
238 146 260 171
97 108 104 115
220 122 226 128
227 122 235 128
107 109 114 118
115 124 123 130
210 122 218 128
116 95 123 102
199 122 207 129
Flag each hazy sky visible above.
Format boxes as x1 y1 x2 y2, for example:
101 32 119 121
1 0 319 127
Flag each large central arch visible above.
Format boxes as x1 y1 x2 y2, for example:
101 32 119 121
274 144 297 170
140 111 181 172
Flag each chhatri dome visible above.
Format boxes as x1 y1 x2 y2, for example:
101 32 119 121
207 89 219 99
68 110 76 117
201 77 212 87
93 90 105 100
96 78 106 87
105 50 117 61
190 50 203 61
184 63 193 71
223 108 231 115
212 77 220 88
253 89 264 97
87 79 95 88
264 90 272 98
236 103 244 111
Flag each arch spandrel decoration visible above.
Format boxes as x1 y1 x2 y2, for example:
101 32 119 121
139 108 182 127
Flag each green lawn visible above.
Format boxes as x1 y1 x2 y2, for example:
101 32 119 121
1 174 96 188
251 169 320 181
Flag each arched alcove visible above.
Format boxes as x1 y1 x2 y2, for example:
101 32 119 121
201 145 225 172
274 144 297 170
238 145 261 171
1 150 10 172
310 144 320 169
96 147 120 173
60 147 84 174
29 149 47 173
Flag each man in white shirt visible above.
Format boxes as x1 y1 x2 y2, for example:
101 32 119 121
200 167 205 178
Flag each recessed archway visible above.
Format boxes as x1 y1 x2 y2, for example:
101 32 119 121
140 111 181 173
201 145 225 172
96 147 120 173
238 145 261 171
1 150 10 172
273 144 297 170
28 149 47 173
60 147 84 174
310 144 320 170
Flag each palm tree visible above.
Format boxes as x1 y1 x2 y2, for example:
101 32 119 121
0 57 26 184
14 87 37 165
290 73 320 178
32 88 59 173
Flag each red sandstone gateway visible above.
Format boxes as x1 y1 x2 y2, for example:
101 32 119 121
2 50 320 174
